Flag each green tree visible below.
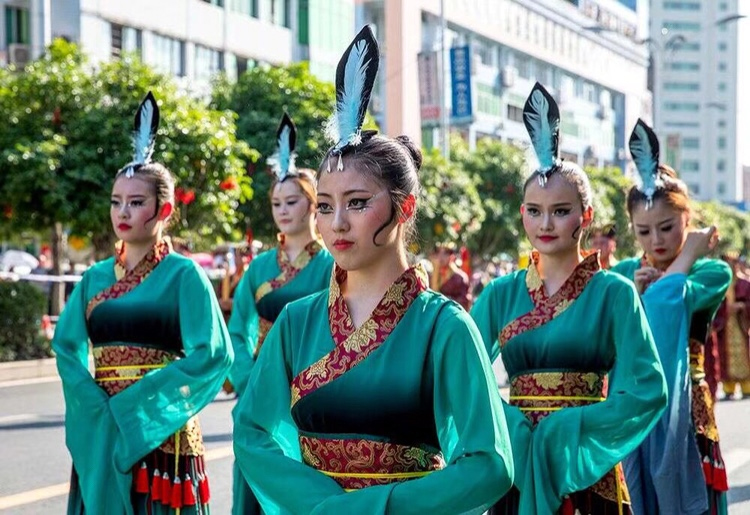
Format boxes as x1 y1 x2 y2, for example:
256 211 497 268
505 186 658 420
0 40 255 312
211 63 376 242
455 137 526 259
585 166 637 258
416 145 485 253
693 200 750 256
0 40 256 249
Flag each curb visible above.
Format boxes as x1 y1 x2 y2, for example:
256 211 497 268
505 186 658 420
0 357 58 383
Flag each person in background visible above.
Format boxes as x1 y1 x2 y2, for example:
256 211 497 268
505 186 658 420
713 252 750 400
590 223 619 270
430 241 472 310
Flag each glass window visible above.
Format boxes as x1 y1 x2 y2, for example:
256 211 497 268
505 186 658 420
718 82 727 91
5 6 30 45
507 104 524 123
664 82 699 91
663 2 700 10
687 183 700 195
717 159 726 172
667 62 700 71
681 160 700 172
663 22 700 31
111 24 142 58
664 102 700 112
718 137 726 149
718 62 727 72
718 42 727 51
682 138 699 149
150 33 185 76
717 183 726 195
194 44 224 81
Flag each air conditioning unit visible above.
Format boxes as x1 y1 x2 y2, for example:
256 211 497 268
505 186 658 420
9 44 30 67
501 66 517 88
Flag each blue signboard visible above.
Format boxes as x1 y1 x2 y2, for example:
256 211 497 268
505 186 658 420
450 46 473 124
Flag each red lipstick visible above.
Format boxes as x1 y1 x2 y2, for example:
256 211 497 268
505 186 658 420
333 239 354 251
118 223 132 231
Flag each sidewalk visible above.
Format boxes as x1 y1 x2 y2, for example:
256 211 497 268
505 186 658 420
0 357 58 384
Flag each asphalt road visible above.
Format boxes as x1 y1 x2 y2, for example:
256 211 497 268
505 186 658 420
1 378 749 514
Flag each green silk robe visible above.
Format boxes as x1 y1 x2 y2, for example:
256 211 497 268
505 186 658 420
227 245 333 396
233 267 514 514
471 264 667 513
54 252 233 514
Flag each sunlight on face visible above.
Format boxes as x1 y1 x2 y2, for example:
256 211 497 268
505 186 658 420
522 173 591 257
630 198 688 267
316 165 397 272
271 179 313 237
110 176 163 245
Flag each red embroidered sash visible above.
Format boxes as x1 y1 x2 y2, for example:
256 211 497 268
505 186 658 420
499 252 600 348
299 434 445 490
290 265 428 408
510 371 629 506
254 240 322 303
86 239 172 319
92 345 204 456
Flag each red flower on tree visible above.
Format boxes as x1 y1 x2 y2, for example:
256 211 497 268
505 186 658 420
219 177 238 191
175 187 196 205
2 205 12 219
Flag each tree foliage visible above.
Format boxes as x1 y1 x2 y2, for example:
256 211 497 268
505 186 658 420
0 39 256 253
416 144 484 253
584 166 637 258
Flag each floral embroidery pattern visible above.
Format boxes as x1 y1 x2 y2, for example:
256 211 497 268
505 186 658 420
290 265 428 408
254 240 322 302
299 434 444 490
498 251 600 348
509 371 628 505
93 345 204 456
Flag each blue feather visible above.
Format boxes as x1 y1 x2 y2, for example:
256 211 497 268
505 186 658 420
325 39 373 150
629 120 662 204
523 84 560 174
268 125 297 181
124 92 159 177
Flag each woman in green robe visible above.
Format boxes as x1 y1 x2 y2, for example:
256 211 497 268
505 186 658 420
471 83 667 514
611 119 731 515
227 114 333 514
232 26 514 515
54 93 233 515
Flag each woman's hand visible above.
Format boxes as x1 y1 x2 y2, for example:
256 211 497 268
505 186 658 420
681 226 719 260
635 266 663 294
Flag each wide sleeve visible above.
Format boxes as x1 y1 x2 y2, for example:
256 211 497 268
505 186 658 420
685 260 732 314
108 265 233 471
469 282 501 361
53 275 133 513
307 307 513 515
233 307 345 515
227 267 260 396
524 282 667 512
628 273 708 513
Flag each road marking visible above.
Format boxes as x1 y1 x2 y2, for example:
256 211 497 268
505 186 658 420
0 376 60 389
0 414 40 425
724 448 750 475
0 444 234 510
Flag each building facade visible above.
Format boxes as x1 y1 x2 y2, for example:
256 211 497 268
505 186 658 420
650 0 743 202
357 0 651 171
0 0 355 92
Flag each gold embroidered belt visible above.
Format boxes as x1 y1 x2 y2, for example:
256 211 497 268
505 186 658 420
253 317 274 358
688 339 720 441
509 371 629 508
299 434 445 491
93 345 205 456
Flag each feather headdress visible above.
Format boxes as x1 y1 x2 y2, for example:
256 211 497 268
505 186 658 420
629 118 662 208
324 25 380 171
121 91 160 178
523 82 561 186
267 112 298 182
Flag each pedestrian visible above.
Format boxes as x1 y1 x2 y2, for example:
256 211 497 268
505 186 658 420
227 112 333 515
471 83 667 514
430 241 472 310
590 223 619 270
611 119 731 514
53 92 233 514
232 26 513 514
714 252 750 399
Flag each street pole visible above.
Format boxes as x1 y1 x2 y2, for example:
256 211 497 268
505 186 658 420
439 0 450 160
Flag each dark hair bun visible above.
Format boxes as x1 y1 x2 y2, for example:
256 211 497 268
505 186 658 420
395 135 423 171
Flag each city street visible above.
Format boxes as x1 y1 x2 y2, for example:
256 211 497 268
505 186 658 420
1 377 749 514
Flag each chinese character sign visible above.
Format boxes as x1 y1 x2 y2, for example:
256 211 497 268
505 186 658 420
450 46 473 124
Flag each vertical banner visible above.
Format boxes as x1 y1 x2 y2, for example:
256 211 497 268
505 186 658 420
450 46 474 125
418 51 441 126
